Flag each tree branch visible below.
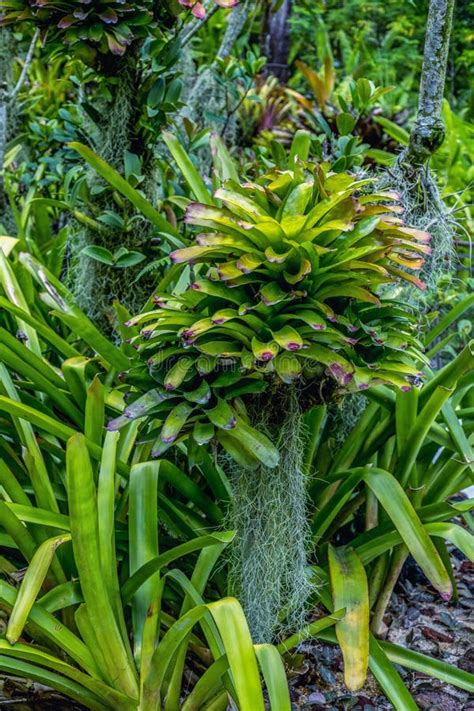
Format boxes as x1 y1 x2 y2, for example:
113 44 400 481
10 29 40 101
405 0 455 165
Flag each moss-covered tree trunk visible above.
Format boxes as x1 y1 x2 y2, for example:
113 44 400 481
388 0 456 284
0 28 38 233
178 0 252 164
69 52 158 330
0 28 15 231
403 0 455 167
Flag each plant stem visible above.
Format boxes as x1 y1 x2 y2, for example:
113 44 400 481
365 489 378 531
369 553 389 609
371 545 408 636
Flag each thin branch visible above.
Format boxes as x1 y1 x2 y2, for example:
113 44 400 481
10 29 40 101
180 2 219 48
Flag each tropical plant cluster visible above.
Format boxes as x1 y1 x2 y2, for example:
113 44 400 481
0 1 472 710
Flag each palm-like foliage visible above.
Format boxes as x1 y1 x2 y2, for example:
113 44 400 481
116 149 430 467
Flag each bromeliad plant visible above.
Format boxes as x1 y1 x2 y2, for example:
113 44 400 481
0 1 237 59
0 154 471 709
118 136 430 468
101 133 437 644
0 0 154 59
0 247 291 710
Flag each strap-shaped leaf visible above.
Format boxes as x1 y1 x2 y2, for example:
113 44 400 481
363 468 452 600
328 545 369 691
7 534 71 644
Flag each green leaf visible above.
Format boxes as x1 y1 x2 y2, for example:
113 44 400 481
114 251 146 268
232 419 280 468
277 610 344 653
164 357 194 391
254 644 291 711
0 251 41 356
0 580 99 678
7 534 71 644
382 639 474 693
368 635 419 710
161 403 194 443
274 352 302 383
336 112 357 136
19 253 131 372
193 420 215 445
129 462 160 668
207 398 237 430
210 133 240 183
0 640 134 710
0 655 110 711
328 545 369 691
163 132 213 205
97 431 124 634
363 468 452 600
373 116 409 146
121 532 235 604
217 429 261 469
272 325 304 351
66 434 138 699
208 598 265 711
288 129 311 166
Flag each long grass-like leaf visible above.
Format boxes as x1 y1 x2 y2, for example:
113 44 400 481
0 640 135 710
0 655 108 711
0 580 99 677
7 534 71 644
66 434 139 699
163 132 213 205
121 532 235 604
19 252 131 371
364 468 452 599
129 461 160 667
367 635 418 711
0 366 58 512
254 644 291 711
328 545 369 691
0 251 41 355
382 639 474 692
207 598 265 711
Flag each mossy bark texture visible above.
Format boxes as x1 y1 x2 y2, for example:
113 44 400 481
0 28 15 230
385 0 456 286
404 0 455 166
69 56 158 330
178 0 252 170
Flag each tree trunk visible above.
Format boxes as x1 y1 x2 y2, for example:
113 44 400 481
262 0 293 81
387 0 457 286
404 0 455 166
69 55 157 330
0 28 14 227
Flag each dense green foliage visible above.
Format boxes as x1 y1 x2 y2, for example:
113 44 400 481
0 1 472 709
